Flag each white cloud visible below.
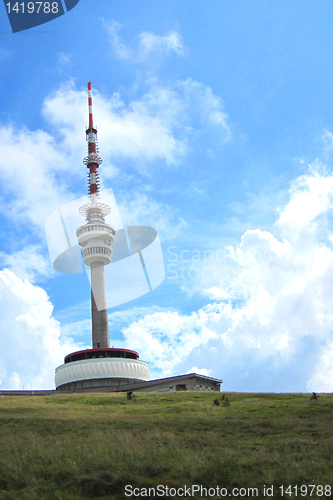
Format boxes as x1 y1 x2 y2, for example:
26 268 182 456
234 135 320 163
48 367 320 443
139 30 185 58
57 52 71 66
0 269 80 389
0 72 229 237
0 123 73 230
43 80 187 167
180 78 231 141
186 366 211 377
122 309 218 375
104 20 132 60
0 48 11 62
8 372 21 390
0 245 54 283
42 79 229 170
0 77 229 305
0 77 198 233
276 166 333 241
307 341 333 392
322 130 333 156
117 192 187 240
60 318 91 340
122 167 333 391
104 21 185 62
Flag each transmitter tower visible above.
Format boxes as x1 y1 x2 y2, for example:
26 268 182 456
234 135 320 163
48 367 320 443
55 83 151 391
76 82 115 349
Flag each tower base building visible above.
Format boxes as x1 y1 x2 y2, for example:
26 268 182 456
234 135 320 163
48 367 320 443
55 368 221 393
54 82 151 391
55 348 150 391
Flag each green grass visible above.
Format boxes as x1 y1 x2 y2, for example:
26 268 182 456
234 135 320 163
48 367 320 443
0 391 332 499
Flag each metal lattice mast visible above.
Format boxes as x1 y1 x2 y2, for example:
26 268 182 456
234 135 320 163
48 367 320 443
84 82 102 203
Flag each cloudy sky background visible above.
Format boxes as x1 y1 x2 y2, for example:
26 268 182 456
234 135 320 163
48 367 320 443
1 1 333 391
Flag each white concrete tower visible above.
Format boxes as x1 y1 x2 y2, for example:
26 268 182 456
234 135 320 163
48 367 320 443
54 82 150 391
76 82 116 349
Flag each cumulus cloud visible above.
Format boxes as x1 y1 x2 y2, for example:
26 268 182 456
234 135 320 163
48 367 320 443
308 341 333 391
60 318 91 340
117 192 187 240
0 75 229 311
180 78 231 141
122 167 333 391
0 75 228 237
186 366 212 377
105 21 185 61
276 166 333 240
0 269 79 389
0 245 54 283
122 309 218 375
139 30 185 58
0 122 76 234
43 80 186 167
43 79 229 170
104 21 132 60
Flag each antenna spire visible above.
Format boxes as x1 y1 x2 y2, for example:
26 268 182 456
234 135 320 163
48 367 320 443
83 82 102 203
88 81 94 129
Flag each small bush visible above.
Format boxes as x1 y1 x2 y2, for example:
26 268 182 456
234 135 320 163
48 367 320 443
127 391 136 402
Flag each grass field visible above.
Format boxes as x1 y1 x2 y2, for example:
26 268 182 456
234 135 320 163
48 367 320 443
0 391 332 499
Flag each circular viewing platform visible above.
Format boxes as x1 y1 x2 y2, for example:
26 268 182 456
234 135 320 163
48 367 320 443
64 348 139 364
76 223 116 240
55 348 150 391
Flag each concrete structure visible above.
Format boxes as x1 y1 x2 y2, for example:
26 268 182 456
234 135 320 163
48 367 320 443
2 372 223 396
55 348 150 391
76 203 115 349
55 82 152 390
108 373 222 393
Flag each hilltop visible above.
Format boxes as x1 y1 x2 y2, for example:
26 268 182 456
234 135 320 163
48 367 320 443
0 391 332 499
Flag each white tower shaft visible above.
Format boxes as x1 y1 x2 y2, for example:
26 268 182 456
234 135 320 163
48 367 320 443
91 262 110 348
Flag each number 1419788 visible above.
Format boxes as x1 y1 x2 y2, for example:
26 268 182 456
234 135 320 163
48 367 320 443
5 2 59 13
280 485 331 496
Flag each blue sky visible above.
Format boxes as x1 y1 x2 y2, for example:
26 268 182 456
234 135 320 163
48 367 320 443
2 0 333 391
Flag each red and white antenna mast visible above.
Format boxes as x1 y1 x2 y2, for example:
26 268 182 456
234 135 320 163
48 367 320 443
83 81 102 204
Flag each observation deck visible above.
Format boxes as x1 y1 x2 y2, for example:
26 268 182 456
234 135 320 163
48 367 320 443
76 220 116 266
64 348 139 363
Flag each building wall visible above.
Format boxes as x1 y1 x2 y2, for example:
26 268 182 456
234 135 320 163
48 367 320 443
58 377 142 391
55 357 150 388
56 374 222 393
132 377 220 393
